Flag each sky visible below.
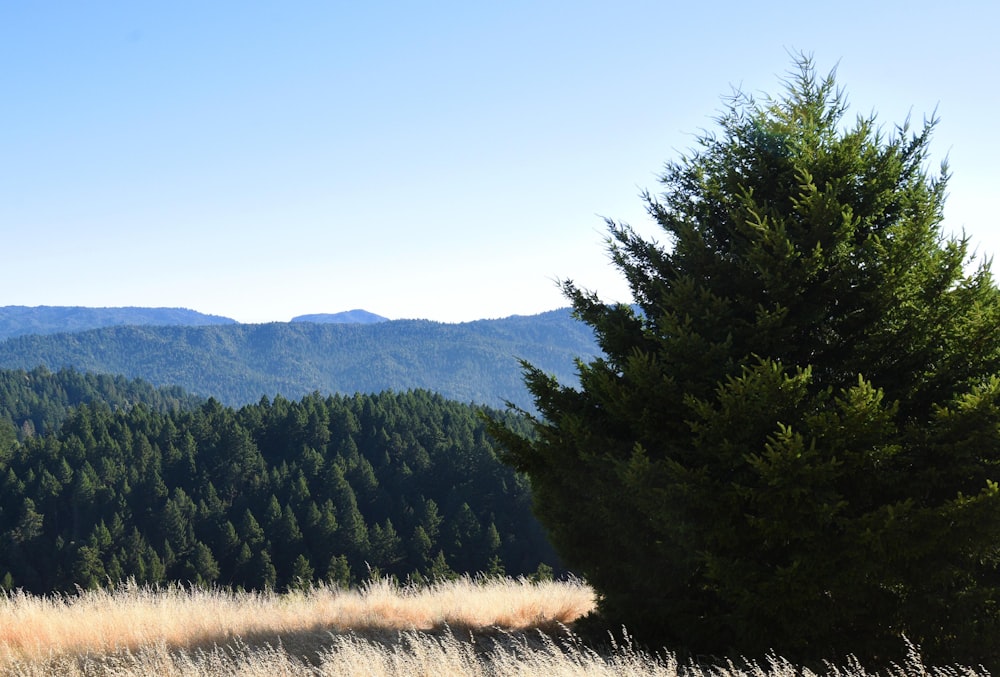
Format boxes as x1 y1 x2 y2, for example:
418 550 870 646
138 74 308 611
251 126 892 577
2 1 998 324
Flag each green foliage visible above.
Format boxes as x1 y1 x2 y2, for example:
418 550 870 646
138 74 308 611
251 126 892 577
492 58 1000 668
0 388 559 596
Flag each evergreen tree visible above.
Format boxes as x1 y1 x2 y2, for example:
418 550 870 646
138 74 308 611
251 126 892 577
325 554 352 588
238 509 265 550
71 544 106 590
183 541 220 586
233 543 254 585
248 549 277 590
408 525 433 569
369 518 404 570
289 553 315 591
493 58 1000 668
426 550 456 582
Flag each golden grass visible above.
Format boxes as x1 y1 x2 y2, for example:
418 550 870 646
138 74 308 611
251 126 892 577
0 577 988 677
0 576 594 673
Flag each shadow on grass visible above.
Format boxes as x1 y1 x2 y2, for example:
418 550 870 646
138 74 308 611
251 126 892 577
167 616 578 667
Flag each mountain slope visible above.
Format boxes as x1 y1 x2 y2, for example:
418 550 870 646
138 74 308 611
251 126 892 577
0 309 598 409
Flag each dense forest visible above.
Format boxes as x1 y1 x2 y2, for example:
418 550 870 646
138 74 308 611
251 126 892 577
0 309 598 409
0 387 557 593
0 366 202 440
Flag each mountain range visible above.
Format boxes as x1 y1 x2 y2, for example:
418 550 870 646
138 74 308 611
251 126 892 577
0 305 236 340
0 306 599 410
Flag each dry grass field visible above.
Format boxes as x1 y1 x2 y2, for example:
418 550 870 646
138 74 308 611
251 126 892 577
0 576 986 676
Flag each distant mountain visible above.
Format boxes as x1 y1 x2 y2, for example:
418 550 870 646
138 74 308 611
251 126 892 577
0 306 237 340
291 309 389 324
0 309 598 410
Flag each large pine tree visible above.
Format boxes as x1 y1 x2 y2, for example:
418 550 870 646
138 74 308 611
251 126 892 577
492 58 1000 667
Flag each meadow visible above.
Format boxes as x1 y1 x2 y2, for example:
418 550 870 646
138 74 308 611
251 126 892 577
0 576 985 676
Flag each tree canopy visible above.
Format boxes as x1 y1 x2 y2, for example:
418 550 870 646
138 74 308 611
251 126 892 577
492 58 1000 668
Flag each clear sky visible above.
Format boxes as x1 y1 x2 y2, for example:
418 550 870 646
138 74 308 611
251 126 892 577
2 1 997 323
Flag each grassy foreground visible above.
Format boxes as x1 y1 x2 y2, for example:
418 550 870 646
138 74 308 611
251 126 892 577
0 577 986 676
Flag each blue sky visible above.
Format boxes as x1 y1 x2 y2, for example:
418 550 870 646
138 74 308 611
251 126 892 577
2 1 997 323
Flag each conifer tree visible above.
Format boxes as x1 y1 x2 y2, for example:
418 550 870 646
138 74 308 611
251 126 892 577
289 554 315 591
493 57 1000 667
325 554 352 588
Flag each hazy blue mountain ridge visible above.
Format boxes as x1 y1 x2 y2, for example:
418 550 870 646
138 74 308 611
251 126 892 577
0 305 237 339
291 309 389 324
0 309 598 410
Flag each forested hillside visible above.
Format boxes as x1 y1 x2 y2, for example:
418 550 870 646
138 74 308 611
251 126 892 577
0 390 557 593
0 306 236 340
0 366 202 440
0 310 598 409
